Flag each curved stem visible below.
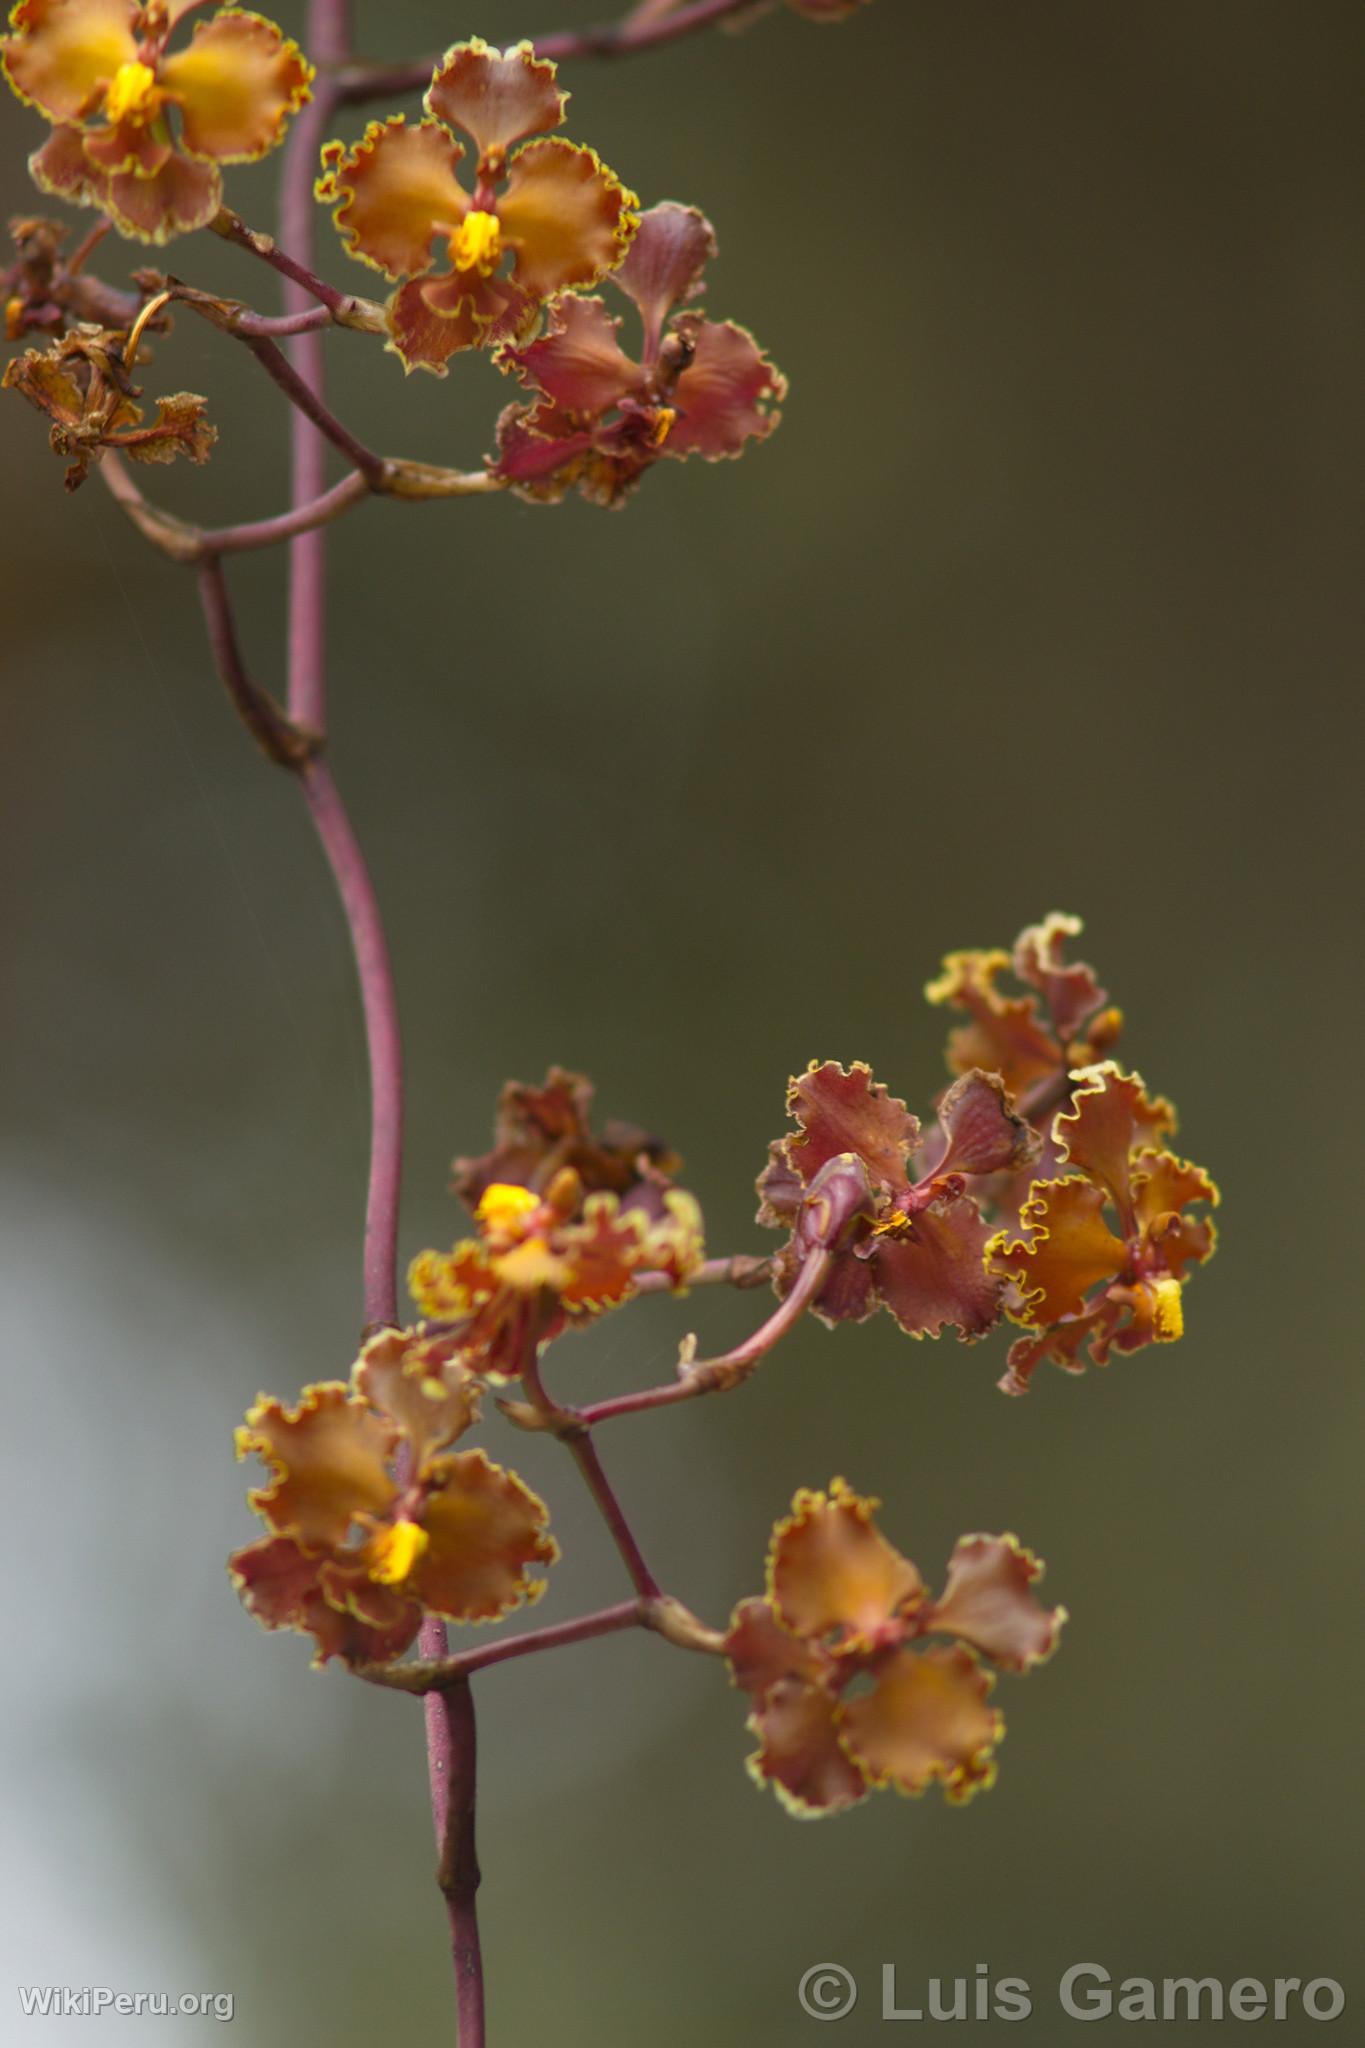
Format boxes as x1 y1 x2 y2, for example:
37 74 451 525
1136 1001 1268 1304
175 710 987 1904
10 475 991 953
197 560 315 768
521 1352 662 1599
204 472 370 556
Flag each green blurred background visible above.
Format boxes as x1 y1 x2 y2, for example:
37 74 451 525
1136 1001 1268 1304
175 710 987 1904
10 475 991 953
3 1 1362 2040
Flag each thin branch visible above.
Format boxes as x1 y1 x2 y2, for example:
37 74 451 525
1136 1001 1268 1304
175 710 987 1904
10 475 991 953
578 1246 833 1426
336 0 759 102
629 1251 773 1296
521 1351 662 1599
196 558 316 769
204 472 370 556
358 1596 725 1695
422 1659 485 2048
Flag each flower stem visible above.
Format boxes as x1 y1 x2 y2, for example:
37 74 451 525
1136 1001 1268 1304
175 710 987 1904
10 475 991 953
422 1653 485 2048
520 1352 662 1598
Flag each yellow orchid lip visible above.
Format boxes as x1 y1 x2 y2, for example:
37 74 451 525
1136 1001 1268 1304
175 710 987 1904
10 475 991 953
450 207 502 275
103 59 159 125
364 1519 430 1586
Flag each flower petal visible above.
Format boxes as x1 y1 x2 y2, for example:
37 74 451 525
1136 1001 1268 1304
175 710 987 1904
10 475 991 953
925 946 1062 1098
769 1480 923 1648
747 1674 867 1816
410 1447 557 1621
159 8 311 164
103 148 220 240
987 1176 1127 1327
1054 1063 1176 1222
489 398 592 497
612 200 714 353
1011 911 1108 1044
840 1644 1001 1801
452 1066 679 1213
424 37 564 163
353 1328 480 1470
236 1381 397 1546
27 119 108 203
499 137 636 300
666 317 785 459
927 1534 1065 1671
317 116 468 281
872 1189 1003 1340
229 1534 419 1665
499 291 642 415
932 1068 1040 1178
385 273 484 373
783 1060 919 1194
1131 1146 1219 1279
2 0 138 124
724 1595 830 1699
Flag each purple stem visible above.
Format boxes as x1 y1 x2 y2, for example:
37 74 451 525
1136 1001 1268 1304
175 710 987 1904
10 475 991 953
204 472 370 557
196 560 313 768
520 1354 662 1599
420 1642 485 2048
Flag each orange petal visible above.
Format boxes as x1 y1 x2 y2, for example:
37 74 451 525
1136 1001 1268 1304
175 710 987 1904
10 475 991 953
1131 1145 1219 1281
317 115 468 280
988 1177 1126 1327
353 1328 480 1471
385 273 484 373
410 1447 557 1621
159 8 311 164
236 1381 397 1546
424 37 564 163
927 1534 1065 1670
1011 911 1108 1044
924 947 1061 1097
3 0 138 124
769 1480 923 1648
229 1534 419 1665
724 1595 831 1699
746 1673 867 1817
1054 1062 1176 1221
103 147 219 241
784 1059 919 1194
840 1644 1002 1801
499 137 636 300
408 1238 499 1319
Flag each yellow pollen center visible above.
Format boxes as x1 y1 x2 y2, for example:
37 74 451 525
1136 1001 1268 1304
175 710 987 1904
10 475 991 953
366 1519 430 1586
1150 1276 1184 1342
452 210 503 275
476 1182 541 1236
104 60 159 125
650 407 677 447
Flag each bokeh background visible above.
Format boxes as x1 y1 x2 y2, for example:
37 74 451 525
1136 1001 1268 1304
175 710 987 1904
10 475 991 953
3 1 1362 2040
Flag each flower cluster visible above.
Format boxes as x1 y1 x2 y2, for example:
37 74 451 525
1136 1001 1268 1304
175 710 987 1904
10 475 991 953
316 39 637 374
2 0 312 243
411 1066 703 1380
491 200 785 506
231 1329 557 1666
727 1481 1063 1815
3 316 212 485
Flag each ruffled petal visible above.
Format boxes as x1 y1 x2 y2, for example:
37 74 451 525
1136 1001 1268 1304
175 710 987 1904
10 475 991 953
783 1060 918 1194
1012 911 1108 1044
498 137 636 300
236 1382 397 1546
159 7 311 164
927 1534 1065 1670
317 116 468 281
353 1328 479 1470
768 1480 922 1648
1054 1062 1175 1221
612 199 714 353
385 273 484 373
840 1644 1001 1801
229 1534 420 1665
666 317 786 459
747 1674 867 1816
424 37 564 163
499 292 642 414
925 947 1061 1098
724 1595 830 1698
28 119 107 202
872 1189 1003 1340
987 1177 1126 1327
410 1447 557 1621
408 1237 499 1319
1131 1146 1219 1278
2 0 137 124
103 148 220 240
932 1068 1040 1178
452 1066 678 1212
113 387 216 466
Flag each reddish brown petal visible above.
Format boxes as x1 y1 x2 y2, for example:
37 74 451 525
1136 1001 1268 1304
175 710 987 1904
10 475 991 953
229 1534 419 1665
499 291 641 415
28 121 108 205
932 1068 1040 1178
489 398 592 497
385 273 483 373
2 0 138 124
840 1644 1002 1801
353 1328 480 1469
925 947 1061 1097
724 1595 831 1699
996 1304 1116 1396
1054 1063 1176 1220
410 1448 557 1621
927 1535 1065 1671
747 1674 867 1817
1011 911 1108 1044
160 8 312 164
1131 1147 1219 1282
236 1382 397 1546
498 137 636 300
784 1060 918 1193
316 116 467 281
754 1138 804 1228
987 1177 1126 1328
424 37 564 162
806 1243 879 1325
768 1480 923 1648
452 1067 680 1213
612 199 714 352
81 113 170 176
872 1190 1003 1340
666 316 786 459
103 148 220 241
314 1554 423 1662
